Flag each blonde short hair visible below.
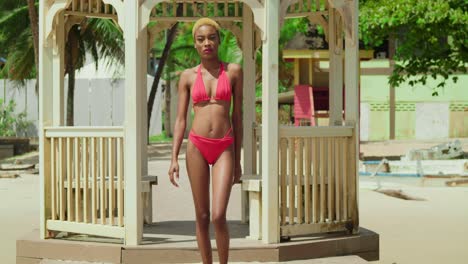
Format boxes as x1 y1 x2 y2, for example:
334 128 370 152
192 18 221 39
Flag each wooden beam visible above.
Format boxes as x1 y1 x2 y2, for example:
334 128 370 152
241 6 255 224
123 0 144 245
261 0 279 244
47 220 125 238
343 0 359 234
52 12 65 126
328 8 343 126
39 0 55 239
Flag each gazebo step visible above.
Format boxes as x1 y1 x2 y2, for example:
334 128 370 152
17 227 379 263
19 255 368 264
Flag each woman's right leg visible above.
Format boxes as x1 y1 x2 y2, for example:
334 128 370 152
186 141 212 264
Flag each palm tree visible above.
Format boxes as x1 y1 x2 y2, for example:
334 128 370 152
64 19 124 125
0 1 124 126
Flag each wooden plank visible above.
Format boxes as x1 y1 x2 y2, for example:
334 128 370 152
173 1 177 16
88 0 93 13
235 1 239 16
297 138 303 224
60 138 65 221
104 4 109 14
214 0 218 16
315 0 320 11
83 138 89 223
312 138 319 223
327 137 334 222
74 137 81 222
279 126 353 138
162 2 167 16
50 138 56 220
259 130 262 174
72 0 77 11
97 0 102 13
280 221 350 237
117 138 124 227
252 128 258 174
193 2 198 15
91 138 97 224
343 137 348 220
99 138 105 224
349 131 358 230
80 0 84 12
280 138 287 225
319 137 326 223
294 59 300 85
241 7 255 223
203 0 208 16
224 0 229 16
44 126 124 138
183 2 187 16
108 138 115 226
67 138 73 221
288 138 295 224
47 220 125 239
304 138 311 224
306 0 312 11
335 138 341 221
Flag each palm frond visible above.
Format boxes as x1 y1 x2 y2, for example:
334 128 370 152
0 5 31 55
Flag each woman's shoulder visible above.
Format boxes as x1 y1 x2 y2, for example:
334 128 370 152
179 66 198 84
224 63 242 82
225 62 242 73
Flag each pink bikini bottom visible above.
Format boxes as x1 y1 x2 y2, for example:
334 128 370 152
188 127 234 165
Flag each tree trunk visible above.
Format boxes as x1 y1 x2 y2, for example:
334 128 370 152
164 79 172 137
27 0 39 92
147 5 182 135
66 27 79 126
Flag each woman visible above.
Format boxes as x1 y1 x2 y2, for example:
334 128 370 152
168 18 243 264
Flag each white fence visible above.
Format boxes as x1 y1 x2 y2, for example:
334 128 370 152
0 77 163 137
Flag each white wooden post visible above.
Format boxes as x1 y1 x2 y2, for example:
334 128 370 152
261 0 280 244
52 12 65 126
124 0 145 245
39 0 54 240
329 8 343 126
241 6 255 224
344 0 359 233
141 36 148 179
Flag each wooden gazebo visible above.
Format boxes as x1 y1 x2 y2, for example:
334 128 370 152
38 0 361 248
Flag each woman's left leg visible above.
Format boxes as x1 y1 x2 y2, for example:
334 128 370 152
211 145 234 264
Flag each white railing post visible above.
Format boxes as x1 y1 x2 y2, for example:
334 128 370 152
242 5 256 224
123 0 145 245
344 0 360 234
39 0 54 240
261 0 280 244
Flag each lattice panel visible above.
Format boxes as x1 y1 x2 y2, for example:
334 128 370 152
395 103 416 112
66 0 118 17
449 103 468 112
151 1 244 21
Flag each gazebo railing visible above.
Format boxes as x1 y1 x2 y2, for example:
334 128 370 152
250 125 357 237
43 127 125 239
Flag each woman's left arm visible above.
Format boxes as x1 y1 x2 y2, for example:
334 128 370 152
231 64 243 184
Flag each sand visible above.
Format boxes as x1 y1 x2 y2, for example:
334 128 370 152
1 139 468 264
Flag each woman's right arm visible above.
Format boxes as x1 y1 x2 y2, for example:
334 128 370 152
168 70 190 187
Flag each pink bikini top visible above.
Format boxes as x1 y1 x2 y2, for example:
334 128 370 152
192 63 231 105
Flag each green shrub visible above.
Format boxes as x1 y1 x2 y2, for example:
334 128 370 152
0 98 32 137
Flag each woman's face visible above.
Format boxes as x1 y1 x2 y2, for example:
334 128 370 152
194 25 220 60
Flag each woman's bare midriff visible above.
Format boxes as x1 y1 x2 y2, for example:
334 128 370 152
191 100 232 138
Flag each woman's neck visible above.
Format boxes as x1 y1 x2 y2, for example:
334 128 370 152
200 59 221 72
